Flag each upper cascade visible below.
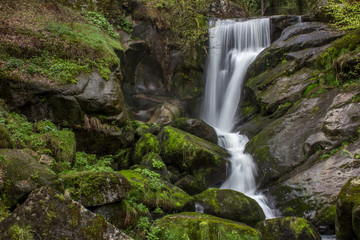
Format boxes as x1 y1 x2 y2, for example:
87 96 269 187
201 18 270 132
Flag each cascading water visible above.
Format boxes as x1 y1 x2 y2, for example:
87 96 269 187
201 18 275 219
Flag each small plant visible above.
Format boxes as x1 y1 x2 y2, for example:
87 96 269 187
116 15 133 34
86 11 119 39
152 158 165 170
8 224 34 240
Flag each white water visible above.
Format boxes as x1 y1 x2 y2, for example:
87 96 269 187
201 18 275 219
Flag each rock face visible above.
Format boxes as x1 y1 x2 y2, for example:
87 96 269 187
336 176 360 240
0 149 57 208
238 20 359 234
154 212 262 240
256 217 321 240
0 186 131 240
268 138 360 233
158 126 230 194
53 172 131 207
193 188 265 227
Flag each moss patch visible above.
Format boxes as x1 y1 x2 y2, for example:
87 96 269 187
0 0 122 85
120 169 193 212
153 212 262 240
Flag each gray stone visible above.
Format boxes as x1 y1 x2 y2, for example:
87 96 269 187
0 186 131 240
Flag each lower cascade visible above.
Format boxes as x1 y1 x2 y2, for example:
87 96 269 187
201 18 275 218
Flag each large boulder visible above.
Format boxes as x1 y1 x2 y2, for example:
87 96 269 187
268 138 360 234
153 212 262 240
256 217 321 240
0 149 57 208
158 126 230 194
120 169 193 212
336 176 360 240
0 186 131 239
53 172 130 207
171 118 218 144
193 188 265 227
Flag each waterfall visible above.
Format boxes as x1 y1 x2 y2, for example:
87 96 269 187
200 18 275 219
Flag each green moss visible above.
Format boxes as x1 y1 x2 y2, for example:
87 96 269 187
303 83 319 96
154 212 261 240
54 171 127 206
0 0 123 84
120 169 193 212
256 217 321 240
83 215 108 239
8 224 34 240
134 133 160 163
159 126 226 172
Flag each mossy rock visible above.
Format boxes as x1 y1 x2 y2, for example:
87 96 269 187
0 186 131 239
133 133 160 164
193 188 265 227
171 118 218 144
174 174 208 196
119 169 193 212
53 172 130 207
336 176 360 240
153 212 262 240
158 126 229 190
94 198 150 230
139 153 170 181
38 129 77 166
256 217 321 240
0 149 57 208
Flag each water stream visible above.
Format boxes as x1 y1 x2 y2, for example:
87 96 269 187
200 18 275 219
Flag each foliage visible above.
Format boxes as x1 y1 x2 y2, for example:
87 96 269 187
8 224 34 240
0 0 122 84
325 0 360 30
116 15 133 34
59 152 114 173
152 157 165 170
86 11 119 38
144 0 209 52
0 106 75 163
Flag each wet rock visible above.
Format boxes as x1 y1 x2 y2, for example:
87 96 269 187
270 16 300 42
303 132 337 156
323 102 360 138
248 22 344 79
268 139 360 234
0 149 57 208
154 212 262 240
256 217 321 240
53 172 130 207
158 126 230 194
0 186 131 239
171 118 218 144
336 176 360 240
193 188 265 227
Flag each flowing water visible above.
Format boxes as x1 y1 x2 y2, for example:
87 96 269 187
200 18 275 219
